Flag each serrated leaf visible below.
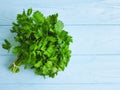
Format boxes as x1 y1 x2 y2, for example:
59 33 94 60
34 61 42 68
27 8 32 16
52 67 57 73
55 20 64 30
47 13 58 26
42 66 48 74
33 11 44 23
2 39 11 52
46 61 52 68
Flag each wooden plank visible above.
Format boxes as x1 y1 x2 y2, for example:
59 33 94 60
0 0 120 25
1 55 120 84
1 26 120 55
1 84 120 90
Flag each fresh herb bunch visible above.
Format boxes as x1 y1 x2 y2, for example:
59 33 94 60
2 8 73 78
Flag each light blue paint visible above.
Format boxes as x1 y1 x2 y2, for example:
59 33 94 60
0 0 120 90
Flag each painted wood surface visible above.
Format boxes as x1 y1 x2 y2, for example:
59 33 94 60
0 0 120 90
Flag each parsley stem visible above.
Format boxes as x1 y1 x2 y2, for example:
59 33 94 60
9 57 23 73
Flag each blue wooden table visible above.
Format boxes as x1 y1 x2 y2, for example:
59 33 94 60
1 0 120 90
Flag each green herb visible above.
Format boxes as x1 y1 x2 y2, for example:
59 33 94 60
2 39 11 52
2 8 73 78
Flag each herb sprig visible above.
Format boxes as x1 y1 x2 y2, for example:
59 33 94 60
2 8 73 78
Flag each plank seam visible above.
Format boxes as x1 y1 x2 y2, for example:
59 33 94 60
1 24 120 27
1 83 120 85
1 54 120 56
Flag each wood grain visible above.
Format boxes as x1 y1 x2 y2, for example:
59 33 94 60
0 0 120 25
0 26 120 55
0 0 120 90
1 55 120 84
1 84 120 90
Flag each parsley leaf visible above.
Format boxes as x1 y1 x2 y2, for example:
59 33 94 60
2 8 73 78
2 39 11 52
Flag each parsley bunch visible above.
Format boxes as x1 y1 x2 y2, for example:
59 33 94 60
2 8 73 78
